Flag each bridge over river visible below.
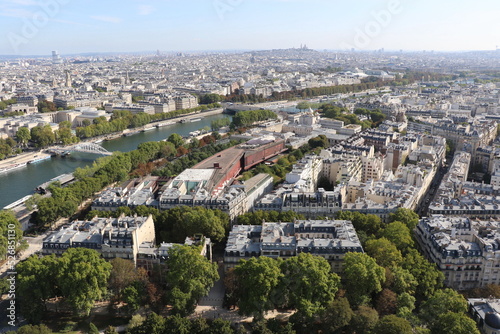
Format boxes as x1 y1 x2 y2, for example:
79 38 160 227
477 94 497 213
48 142 113 156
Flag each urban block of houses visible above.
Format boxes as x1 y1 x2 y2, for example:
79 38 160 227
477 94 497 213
416 215 500 290
42 214 155 265
224 219 363 273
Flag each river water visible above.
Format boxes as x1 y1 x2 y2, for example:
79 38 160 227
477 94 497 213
0 114 230 209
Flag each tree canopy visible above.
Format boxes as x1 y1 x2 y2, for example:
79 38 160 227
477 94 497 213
233 256 283 319
232 109 278 127
342 252 386 307
0 210 24 260
380 221 414 253
420 288 468 325
165 245 219 316
156 206 229 243
57 248 112 315
430 312 480 334
365 238 403 268
389 208 419 230
372 315 412 334
236 210 304 225
15 127 31 146
278 253 340 317
402 249 444 301
17 254 59 323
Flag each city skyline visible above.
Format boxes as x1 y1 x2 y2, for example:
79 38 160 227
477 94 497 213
1 0 499 55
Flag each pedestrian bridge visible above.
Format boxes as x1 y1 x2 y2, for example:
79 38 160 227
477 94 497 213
50 142 113 156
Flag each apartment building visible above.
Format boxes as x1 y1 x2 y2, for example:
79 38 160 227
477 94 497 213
416 215 500 290
42 214 155 265
224 219 363 273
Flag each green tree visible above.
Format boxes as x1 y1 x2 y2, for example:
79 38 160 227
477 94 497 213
233 256 283 319
129 312 165 334
200 93 222 104
396 292 416 318
122 285 141 314
420 288 468 325
56 126 78 145
156 206 228 243
190 318 210 333
16 324 53 334
127 314 146 332
0 210 24 260
319 297 354 333
159 141 176 159
35 197 61 226
372 315 412 334
168 133 185 148
24 193 42 211
0 277 9 294
336 211 382 237
402 249 444 301
211 117 231 131
365 238 403 268
278 253 340 317
380 221 414 253
104 326 118 334
349 305 379 334
37 99 57 113
236 210 304 226
389 208 419 230
59 120 72 128
296 102 311 111
430 312 480 334
164 314 192 334
15 127 31 147
446 139 456 156
17 254 59 323
57 248 112 315
343 252 386 307
232 109 278 127
166 245 219 316
388 266 418 295
308 135 329 149
209 318 235 334
30 124 56 148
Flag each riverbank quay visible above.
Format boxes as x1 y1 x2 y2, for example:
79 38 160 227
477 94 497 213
0 151 52 172
0 108 226 168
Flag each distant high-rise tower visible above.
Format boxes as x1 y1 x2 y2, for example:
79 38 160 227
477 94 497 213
64 70 72 88
125 71 130 85
52 51 62 65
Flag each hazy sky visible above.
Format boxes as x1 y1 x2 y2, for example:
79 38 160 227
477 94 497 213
1 0 499 55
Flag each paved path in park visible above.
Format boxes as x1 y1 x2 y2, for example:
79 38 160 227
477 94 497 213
193 260 295 326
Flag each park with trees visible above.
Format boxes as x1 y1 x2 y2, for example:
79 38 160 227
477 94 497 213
318 105 387 130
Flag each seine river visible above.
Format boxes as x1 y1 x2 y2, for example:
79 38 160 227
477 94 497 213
0 114 230 209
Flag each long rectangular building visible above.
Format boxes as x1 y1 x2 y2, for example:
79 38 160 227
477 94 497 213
224 219 363 273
